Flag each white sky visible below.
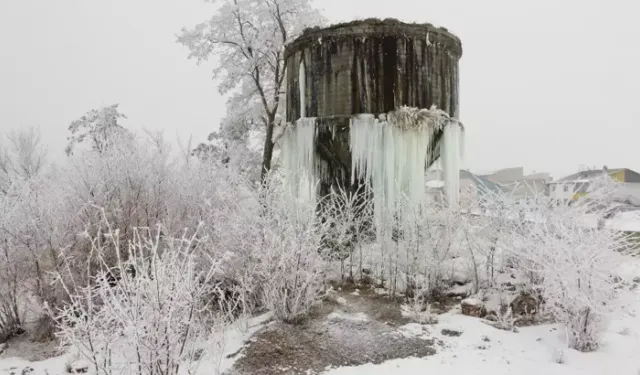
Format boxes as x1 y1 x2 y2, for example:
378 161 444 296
1 0 638 179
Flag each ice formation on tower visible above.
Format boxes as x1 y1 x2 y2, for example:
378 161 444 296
279 61 318 205
281 105 463 214
441 120 463 207
280 117 318 204
349 106 463 215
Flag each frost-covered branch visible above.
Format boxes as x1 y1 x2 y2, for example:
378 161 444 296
66 104 131 156
53 225 229 375
478 176 629 351
177 0 326 180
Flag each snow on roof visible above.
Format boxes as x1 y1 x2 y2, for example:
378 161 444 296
556 168 639 182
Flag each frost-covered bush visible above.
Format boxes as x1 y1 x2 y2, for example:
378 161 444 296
460 195 515 291
2 128 237 302
322 186 462 299
0 176 77 338
0 193 24 343
509 215 624 351
245 173 330 323
396 197 458 299
189 171 331 324
0 121 332 341
54 225 228 375
490 176 629 351
319 185 373 281
402 299 437 324
3 122 333 335
0 276 22 343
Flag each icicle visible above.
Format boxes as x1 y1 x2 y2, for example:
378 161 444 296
281 117 317 204
349 107 446 221
299 61 306 118
459 126 465 169
283 73 288 127
441 121 462 208
279 60 315 206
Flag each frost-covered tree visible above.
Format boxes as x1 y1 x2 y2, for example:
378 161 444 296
192 132 262 185
177 0 326 182
0 127 47 193
65 104 131 156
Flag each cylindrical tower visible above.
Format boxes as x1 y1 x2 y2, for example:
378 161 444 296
282 18 463 206
285 18 462 121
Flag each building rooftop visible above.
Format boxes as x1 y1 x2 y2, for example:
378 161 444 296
557 168 640 182
461 170 506 195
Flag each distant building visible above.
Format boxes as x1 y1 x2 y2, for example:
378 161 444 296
479 167 524 183
426 168 504 208
480 167 551 183
500 179 549 204
474 167 550 205
548 168 640 206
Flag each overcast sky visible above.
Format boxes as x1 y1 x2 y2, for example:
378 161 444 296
1 0 638 178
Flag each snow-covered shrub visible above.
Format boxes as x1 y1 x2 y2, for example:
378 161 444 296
458 213 490 294
395 196 458 299
402 297 437 324
0 126 269 342
490 176 628 351
319 184 373 282
53 225 228 375
488 306 517 332
330 187 462 299
0 178 76 338
191 170 330 324
0 275 22 343
0 193 24 343
248 173 330 323
513 221 624 351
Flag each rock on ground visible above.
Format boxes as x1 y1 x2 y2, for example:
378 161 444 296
509 293 539 316
461 298 486 318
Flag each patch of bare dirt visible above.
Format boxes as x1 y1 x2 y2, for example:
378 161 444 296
227 285 438 375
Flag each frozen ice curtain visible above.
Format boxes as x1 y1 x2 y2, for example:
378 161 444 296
281 106 463 212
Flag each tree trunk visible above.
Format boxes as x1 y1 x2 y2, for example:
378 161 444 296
260 115 276 183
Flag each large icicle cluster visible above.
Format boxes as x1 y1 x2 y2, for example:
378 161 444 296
350 105 463 217
281 105 463 215
281 117 317 204
441 120 463 207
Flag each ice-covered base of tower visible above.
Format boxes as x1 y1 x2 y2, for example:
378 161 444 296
350 106 464 215
280 106 464 214
441 120 463 207
281 117 318 205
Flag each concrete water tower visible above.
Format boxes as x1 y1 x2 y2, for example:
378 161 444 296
281 18 463 208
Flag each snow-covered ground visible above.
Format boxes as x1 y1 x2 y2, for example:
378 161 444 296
324 260 640 375
324 309 639 375
1 263 638 375
0 313 274 375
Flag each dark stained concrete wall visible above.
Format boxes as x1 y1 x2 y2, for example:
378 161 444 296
284 18 463 122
